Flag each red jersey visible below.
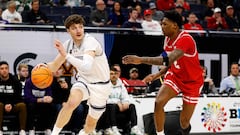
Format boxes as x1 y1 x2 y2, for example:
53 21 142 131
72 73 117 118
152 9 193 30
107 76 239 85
183 23 203 30
163 31 203 103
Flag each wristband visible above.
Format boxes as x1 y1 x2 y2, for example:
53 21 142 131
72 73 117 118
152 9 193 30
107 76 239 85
163 57 169 67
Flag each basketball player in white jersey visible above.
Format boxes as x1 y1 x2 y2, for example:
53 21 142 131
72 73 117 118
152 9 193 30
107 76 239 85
35 14 111 135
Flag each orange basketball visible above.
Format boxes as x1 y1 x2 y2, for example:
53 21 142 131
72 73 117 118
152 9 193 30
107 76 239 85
31 66 53 89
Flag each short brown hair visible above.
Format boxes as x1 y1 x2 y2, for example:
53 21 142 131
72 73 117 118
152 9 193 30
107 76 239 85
64 14 85 29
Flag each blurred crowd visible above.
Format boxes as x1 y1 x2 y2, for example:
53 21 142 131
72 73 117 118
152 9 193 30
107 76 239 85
0 0 240 33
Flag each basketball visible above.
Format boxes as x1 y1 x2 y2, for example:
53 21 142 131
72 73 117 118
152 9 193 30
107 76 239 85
31 66 53 89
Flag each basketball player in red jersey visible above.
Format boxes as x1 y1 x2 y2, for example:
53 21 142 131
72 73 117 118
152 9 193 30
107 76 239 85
122 10 203 135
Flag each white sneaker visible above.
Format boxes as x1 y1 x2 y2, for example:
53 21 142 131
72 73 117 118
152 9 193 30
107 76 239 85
89 130 102 135
112 126 121 135
29 130 35 135
104 128 114 135
45 129 51 135
131 126 143 135
19 130 26 135
0 131 3 135
78 129 88 135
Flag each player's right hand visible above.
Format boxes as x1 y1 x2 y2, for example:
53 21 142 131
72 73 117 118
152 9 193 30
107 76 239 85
122 55 141 65
33 63 48 70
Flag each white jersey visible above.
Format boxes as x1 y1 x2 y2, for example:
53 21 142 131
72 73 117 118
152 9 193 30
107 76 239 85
63 33 110 83
141 19 163 35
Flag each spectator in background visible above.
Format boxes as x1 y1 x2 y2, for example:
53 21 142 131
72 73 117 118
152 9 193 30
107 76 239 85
224 5 240 32
187 0 201 4
129 67 140 80
219 62 240 95
141 9 163 35
233 0 240 24
122 8 143 35
203 0 215 21
149 2 164 23
156 0 175 11
90 0 109 27
51 69 86 134
23 0 50 24
107 1 126 28
207 7 228 31
51 0 66 6
104 67 143 135
135 4 143 23
105 0 114 8
174 4 188 24
15 0 31 13
112 64 128 82
0 8 2 19
122 0 141 9
65 0 84 7
24 78 53 135
0 61 27 135
126 67 147 94
2 0 22 23
184 12 204 31
0 0 8 9
201 65 217 94
175 0 190 11
16 64 29 96
0 7 8 26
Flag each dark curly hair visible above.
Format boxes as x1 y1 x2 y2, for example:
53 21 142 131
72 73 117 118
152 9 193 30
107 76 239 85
164 10 183 28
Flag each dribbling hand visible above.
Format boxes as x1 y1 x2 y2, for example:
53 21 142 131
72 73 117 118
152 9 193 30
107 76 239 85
122 55 141 65
33 63 48 70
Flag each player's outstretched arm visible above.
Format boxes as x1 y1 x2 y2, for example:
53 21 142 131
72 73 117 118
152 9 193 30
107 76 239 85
47 54 66 72
34 39 67 72
33 54 65 72
46 40 66 72
122 55 162 65
122 49 184 67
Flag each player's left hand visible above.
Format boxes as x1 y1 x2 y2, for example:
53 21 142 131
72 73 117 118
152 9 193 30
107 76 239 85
143 74 155 84
54 39 67 57
122 55 141 65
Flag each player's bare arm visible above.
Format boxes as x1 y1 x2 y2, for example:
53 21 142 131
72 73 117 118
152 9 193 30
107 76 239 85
122 55 162 65
122 48 183 66
168 48 184 65
33 40 65 72
143 66 168 83
46 40 66 72
122 55 142 64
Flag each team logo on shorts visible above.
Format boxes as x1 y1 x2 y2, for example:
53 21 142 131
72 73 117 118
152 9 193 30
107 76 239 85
201 102 227 132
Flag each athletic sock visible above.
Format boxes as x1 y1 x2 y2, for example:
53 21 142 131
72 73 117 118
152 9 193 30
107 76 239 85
51 125 62 135
156 130 165 135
